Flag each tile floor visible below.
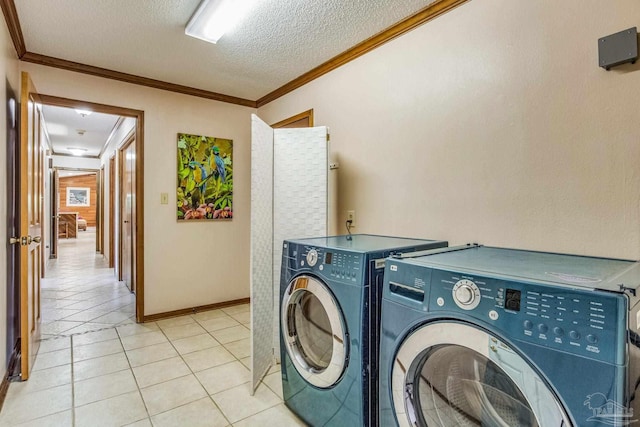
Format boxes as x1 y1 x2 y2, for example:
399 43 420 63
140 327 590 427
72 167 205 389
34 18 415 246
0 229 305 426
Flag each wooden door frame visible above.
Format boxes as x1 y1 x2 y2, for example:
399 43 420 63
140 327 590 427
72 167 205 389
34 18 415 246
117 133 135 288
38 94 145 323
49 167 58 259
109 154 115 269
97 166 104 254
271 109 314 128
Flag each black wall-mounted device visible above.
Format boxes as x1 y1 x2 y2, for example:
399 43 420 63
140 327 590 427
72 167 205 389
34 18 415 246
599 27 638 70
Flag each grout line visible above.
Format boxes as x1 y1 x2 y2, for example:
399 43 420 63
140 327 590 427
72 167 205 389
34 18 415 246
70 334 76 427
157 322 233 425
115 324 153 422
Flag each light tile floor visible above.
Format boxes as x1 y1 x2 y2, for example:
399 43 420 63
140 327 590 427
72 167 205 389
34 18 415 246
0 229 305 426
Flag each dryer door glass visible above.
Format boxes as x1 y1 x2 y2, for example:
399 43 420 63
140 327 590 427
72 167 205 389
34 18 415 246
293 291 332 370
282 276 348 388
392 322 571 427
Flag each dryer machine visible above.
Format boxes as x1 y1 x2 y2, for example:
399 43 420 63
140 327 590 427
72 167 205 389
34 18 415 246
379 245 640 427
280 234 448 426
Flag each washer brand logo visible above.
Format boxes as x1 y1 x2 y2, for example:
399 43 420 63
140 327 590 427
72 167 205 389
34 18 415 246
584 392 636 425
390 265 398 272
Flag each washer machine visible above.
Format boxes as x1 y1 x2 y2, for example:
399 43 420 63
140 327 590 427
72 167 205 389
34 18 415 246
280 234 448 426
379 245 640 427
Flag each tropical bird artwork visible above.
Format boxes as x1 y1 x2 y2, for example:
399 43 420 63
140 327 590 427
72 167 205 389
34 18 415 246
177 133 233 221
210 146 226 182
188 160 208 198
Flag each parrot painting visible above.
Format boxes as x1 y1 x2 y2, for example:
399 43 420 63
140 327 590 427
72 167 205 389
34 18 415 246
210 146 226 183
188 160 208 198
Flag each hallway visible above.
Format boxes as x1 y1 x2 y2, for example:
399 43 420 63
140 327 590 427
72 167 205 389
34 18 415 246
0 231 302 426
41 229 135 338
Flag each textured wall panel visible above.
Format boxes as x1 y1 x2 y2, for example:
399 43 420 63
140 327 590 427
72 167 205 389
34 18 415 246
272 127 328 359
250 114 274 392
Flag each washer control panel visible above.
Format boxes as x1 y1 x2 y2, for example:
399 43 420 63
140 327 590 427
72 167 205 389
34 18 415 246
425 269 626 364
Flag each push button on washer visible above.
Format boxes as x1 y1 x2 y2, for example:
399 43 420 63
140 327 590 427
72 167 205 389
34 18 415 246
569 330 581 340
553 327 564 336
586 334 598 344
538 324 548 333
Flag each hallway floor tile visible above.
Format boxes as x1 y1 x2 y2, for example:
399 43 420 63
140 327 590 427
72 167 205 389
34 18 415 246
0 228 303 426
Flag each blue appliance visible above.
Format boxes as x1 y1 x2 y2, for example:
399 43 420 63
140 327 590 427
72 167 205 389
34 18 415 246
279 234 448 426
379 245 640 427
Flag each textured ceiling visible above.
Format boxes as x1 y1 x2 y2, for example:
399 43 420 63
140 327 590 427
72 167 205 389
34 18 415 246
42 105 120 158
15 0 438 100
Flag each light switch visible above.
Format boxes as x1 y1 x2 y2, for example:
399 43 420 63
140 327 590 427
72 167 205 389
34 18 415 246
160 193 169 204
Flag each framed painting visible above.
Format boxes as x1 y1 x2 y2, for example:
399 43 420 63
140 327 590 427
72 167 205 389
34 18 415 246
177 133 233 221
66 187 90 207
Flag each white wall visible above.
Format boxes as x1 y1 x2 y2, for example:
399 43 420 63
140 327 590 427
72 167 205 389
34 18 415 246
21 63 256 316
258 0 640 260
52 155 101 169
0 16 20 373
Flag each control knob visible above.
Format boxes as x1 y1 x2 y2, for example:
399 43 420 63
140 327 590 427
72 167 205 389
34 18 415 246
452 279 481 310
306 249 318 267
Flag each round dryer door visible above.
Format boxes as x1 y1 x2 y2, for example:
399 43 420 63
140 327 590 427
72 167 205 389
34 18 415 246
281 275 348 388
391 322 572 427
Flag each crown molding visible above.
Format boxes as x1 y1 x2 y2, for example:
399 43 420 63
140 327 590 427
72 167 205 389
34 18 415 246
6 0 467 108
21 52 257 107
0 0 25 57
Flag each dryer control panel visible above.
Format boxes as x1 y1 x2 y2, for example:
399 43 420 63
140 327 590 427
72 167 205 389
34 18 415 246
426 269 627 365
293 245 365 285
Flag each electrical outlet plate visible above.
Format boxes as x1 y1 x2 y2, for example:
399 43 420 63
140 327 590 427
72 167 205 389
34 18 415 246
161 193 169 204
347 210 355 227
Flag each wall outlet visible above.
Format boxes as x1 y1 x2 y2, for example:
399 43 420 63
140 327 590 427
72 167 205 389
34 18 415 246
347 210 355 227
160 193 169 204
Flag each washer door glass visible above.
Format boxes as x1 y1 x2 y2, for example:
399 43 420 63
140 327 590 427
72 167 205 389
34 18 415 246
392 323 572 427
282 275 347 388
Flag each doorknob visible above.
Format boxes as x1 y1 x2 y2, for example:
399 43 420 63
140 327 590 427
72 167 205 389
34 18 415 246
28 236 41 244
9 237 20 245
124 220 129 223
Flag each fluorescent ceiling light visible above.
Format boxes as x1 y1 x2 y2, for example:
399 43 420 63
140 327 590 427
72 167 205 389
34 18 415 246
186 0 257 44
75 109 92 117
67 147 88 156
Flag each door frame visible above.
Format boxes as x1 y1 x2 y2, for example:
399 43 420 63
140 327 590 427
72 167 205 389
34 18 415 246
117 133 135 291
49 167 58 259
108 154 115 268
271 109 314 128
38 94 145 322
96 166 104 253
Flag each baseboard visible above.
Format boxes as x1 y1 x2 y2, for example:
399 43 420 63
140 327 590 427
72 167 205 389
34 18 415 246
142 297 250 323
0 348 20 412
0 369 9 412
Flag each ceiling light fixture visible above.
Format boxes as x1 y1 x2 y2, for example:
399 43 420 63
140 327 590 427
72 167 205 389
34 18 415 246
185 0 257 44
67 147 88 156
75 109 93 117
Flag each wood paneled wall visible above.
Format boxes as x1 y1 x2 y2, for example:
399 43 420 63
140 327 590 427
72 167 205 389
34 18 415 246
59 173 97 226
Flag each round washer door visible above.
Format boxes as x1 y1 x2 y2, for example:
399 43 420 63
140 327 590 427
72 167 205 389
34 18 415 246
281 275 348 388
392 322 572 427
